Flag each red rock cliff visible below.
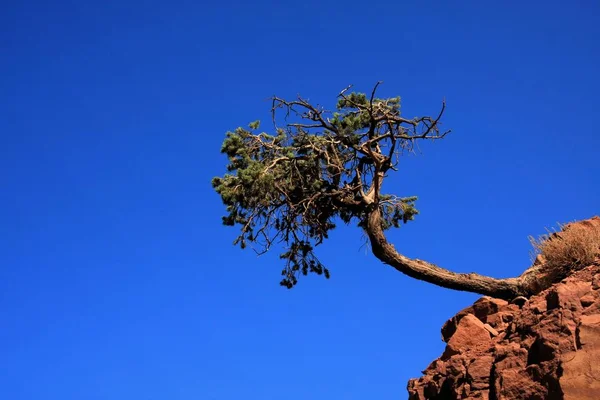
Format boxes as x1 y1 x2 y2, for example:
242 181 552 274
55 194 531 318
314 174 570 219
407 264 600 399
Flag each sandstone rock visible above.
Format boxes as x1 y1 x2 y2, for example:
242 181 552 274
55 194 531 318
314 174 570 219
511 296 528 308
560 314 600 399
486 311 515 333
529 298 547 314
472 297 508 322
443 314 491 358
441 297 510 343
408 264 600 400
441 306 475 343
493 368 547 400
466 354 493 387
592 273 600 290
546 281 591 312
580 294 595 307
483 323 499 337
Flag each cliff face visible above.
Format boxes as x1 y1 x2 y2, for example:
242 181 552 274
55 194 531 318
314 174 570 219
408 264 600 399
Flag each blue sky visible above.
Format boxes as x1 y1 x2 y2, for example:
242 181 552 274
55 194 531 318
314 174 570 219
1 1 599 399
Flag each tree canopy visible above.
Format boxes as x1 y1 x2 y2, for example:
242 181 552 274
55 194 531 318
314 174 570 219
212 83 574 300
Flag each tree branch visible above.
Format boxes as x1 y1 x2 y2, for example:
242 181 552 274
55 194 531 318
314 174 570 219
365 207 528 299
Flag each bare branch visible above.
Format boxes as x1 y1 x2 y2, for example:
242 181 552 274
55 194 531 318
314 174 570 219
369 81 383 106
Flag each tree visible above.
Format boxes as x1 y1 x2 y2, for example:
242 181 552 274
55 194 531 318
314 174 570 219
211 83 569 300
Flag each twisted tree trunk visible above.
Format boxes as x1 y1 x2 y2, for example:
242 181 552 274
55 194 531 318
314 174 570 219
365 207 566 300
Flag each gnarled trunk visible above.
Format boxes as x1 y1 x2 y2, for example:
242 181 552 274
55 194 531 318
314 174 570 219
366 208 547 300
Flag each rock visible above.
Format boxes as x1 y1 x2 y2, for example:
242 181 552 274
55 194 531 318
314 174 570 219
592 274 600 290
483 323 499 337
560 314 600 399
408 263 600 400
486 311 515 332
511 296 528 308
443 314 491 358
472 297 508 322
441 297 509 342
467 354 493 387
580 294 595 307
493 368 547 400
529 295 548 314
441 306 475 343
548 281 592 312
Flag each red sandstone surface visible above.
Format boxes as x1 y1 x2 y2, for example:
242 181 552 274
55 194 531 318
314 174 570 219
408 262 600 399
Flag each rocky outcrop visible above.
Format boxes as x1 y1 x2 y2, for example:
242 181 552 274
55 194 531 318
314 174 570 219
408 264 600 399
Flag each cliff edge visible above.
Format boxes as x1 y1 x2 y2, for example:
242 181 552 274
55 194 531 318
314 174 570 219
408 218 600 399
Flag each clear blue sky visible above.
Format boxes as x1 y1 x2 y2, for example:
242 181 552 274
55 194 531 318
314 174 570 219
1 1 599 399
